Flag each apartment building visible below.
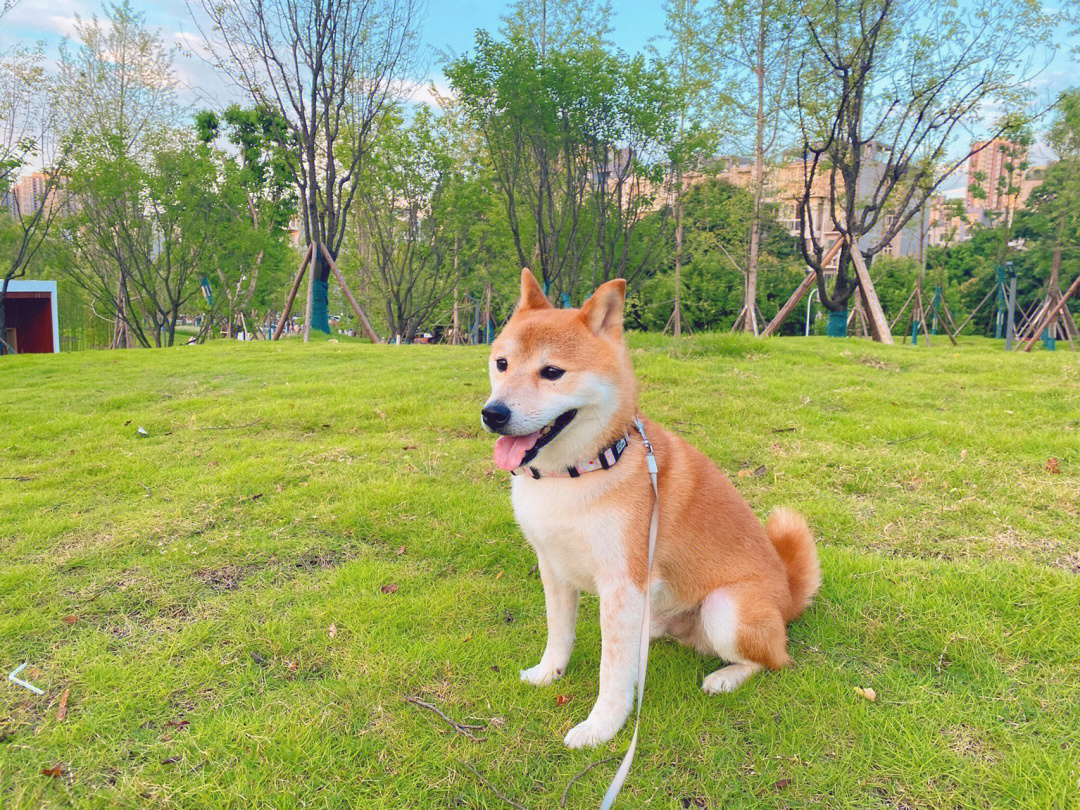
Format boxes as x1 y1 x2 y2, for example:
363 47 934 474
1 172 75 219
718 143 920 270
964 138 1036 226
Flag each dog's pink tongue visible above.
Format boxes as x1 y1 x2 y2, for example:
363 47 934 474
494 432 541 471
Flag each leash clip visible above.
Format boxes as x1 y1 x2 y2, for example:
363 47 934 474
634 418 658 476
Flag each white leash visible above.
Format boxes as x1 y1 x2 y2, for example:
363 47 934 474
598 417 659 810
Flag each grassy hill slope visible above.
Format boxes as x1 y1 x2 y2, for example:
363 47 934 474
1 335 1078 808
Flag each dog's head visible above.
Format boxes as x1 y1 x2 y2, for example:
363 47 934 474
483 268 637 473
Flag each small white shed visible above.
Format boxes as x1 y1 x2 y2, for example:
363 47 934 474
2 280 60 354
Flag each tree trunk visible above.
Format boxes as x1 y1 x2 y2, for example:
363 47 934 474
304 243 315 343
310 248 331 334
744 8 766 334
305 142 330 335
451 286 460 345
484 283 492 344
673 187 683 338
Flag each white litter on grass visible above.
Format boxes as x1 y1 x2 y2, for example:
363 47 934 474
8 663 45 695
137 426 149 437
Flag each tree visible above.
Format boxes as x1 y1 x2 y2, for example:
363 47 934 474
447 32 678 302
660 0 721 336
196 106 297 338
1010 91 1080 341
0 4 70 354
58 1 180 158
61 135 261 347
710 0 798 333
421 92 527 335
792 0 1053 340
54 0 181 348
627 178 803 332
193 0 422 338
355 106 461 341
585 53 679 290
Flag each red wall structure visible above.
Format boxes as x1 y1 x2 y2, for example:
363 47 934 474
3 291 55 353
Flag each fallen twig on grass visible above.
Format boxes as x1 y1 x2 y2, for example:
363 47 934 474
196 420 261 431
560 756 618 807
886 432 930 446
403 696 487 742
461 762 527 810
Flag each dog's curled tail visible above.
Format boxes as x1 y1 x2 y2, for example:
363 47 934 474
766 508 821 622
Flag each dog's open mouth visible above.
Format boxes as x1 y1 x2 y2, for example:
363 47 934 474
493 409 578 471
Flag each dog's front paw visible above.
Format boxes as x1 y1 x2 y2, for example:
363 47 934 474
563 718 618 749
520 663 564 686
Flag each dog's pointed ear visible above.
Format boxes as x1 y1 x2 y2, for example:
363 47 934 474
579 279 626 337
517 268 551 312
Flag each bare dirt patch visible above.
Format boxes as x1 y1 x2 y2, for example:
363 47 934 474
942 723 999 764
194 565 244 591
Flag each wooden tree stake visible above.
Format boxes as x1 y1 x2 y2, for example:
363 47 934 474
762 237 844 337
319 242 382 343
272 244 314 341
889 285 918 332
303 243 315 343
848 241 893 344
955 285 998 336
729 306 746 334
1022 273 1080 352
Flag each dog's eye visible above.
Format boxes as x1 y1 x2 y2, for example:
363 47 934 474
540 366 565 380
495 358 508 372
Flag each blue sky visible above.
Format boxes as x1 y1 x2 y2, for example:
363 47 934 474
2 0 1076 170
0 0 669 99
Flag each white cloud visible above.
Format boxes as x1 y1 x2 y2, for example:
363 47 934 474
397 77 455 108
1 0 92 38
173 29 213 60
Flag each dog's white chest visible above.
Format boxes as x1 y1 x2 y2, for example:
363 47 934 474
510 476 627 593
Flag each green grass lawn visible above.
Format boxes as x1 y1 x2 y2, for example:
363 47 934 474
1 334 1078 809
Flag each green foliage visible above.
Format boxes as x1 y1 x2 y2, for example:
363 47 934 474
627 178 803 331
446 30 679 299
196 105 296 230
194 106 298 335
1048 89 1080 159
54 127 292 346
348 105 461 340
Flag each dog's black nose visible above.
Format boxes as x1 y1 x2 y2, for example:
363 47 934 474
482 402 511 430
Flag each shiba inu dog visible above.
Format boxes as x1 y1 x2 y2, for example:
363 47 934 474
482 269 821 749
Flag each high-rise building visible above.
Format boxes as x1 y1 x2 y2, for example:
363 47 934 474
1 172 74 219
5 172 47 217
965 139 1028 220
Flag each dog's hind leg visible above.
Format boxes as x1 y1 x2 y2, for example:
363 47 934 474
521 556 579 686
699 584 789 694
